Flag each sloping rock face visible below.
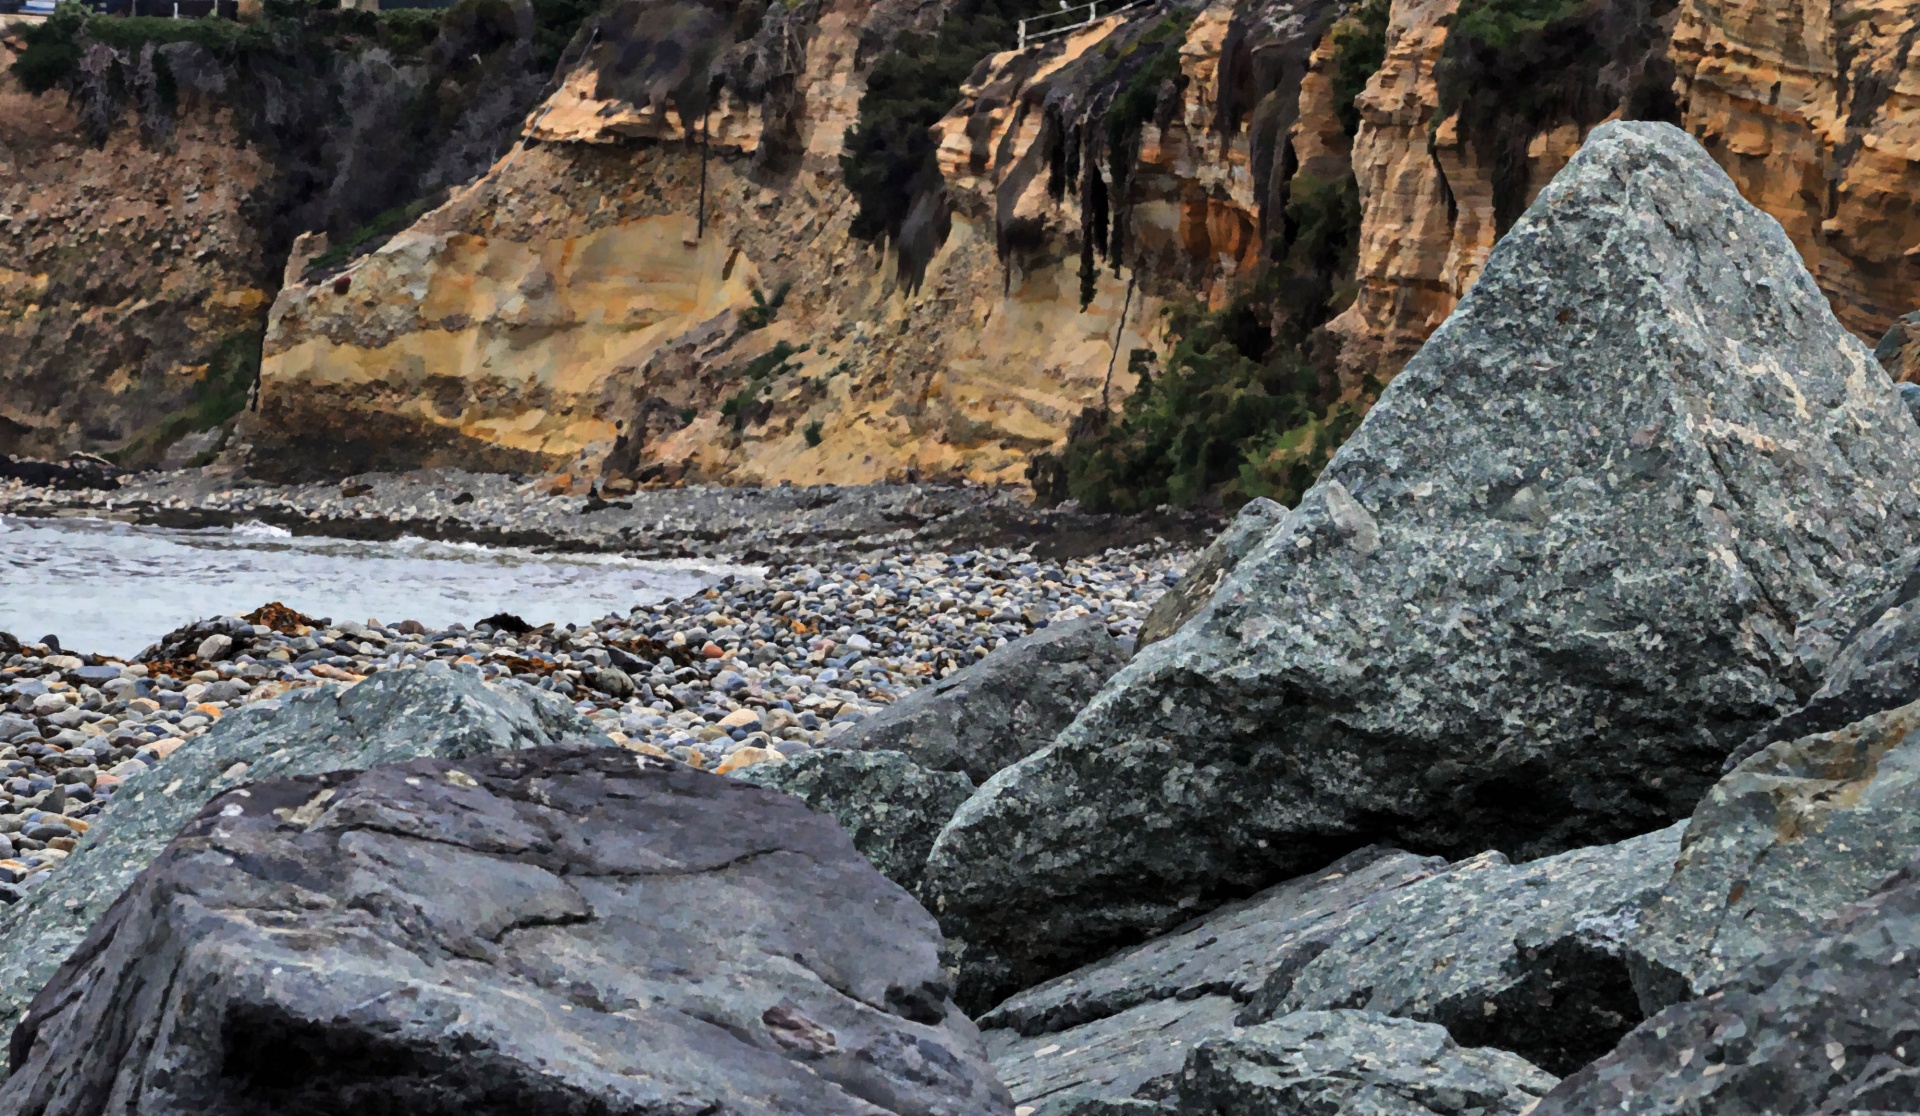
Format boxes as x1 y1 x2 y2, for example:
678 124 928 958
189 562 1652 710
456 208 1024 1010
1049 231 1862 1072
0 747 1012 1114
1136 498 1287 651
1183 1010 1558 1116
1244 825 1685 1075
737 748 975 892
0 667 601 1058
839 615 1126 784
982 847 1447 1109
921 121 1920 1009
1636 700 1920 1007
1531 854 1920 1115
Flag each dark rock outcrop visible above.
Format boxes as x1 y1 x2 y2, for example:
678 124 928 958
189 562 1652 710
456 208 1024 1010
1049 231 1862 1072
1637 699 1920 1008
1531 854 1920 1115
0 747 1012 1114
843 616 1125 785
1135 498 1288 652
135 614 260 665
982 847 1445 1111
0 454 120 491
922 121 1920 1007
0 667 603 1058
738 749 975 892
1183 1010 1558 1116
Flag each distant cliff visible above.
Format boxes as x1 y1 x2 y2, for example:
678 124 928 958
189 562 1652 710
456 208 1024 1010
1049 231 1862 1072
6 0 1919 495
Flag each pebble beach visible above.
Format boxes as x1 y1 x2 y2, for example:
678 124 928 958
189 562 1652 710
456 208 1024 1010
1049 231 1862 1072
0 537 1191 903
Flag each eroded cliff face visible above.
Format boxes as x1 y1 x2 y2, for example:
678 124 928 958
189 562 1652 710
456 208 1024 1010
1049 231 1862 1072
20 0 1920 482
0 37 274 462
248 0 1364 484
1332 0 1920 382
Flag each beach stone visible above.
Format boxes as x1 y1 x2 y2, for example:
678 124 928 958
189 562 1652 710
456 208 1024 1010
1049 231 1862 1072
1529 852 1920 1115
138 616 254 665
584 665 636 698
842 616 1124 784
1135 497 1287 651
739 749 975 893
1242 824 1686 1076
921 121 1920 1009
0 668 607 1066
1183 1010 1558 1116
1634 698 1920 1009
0 631 17 657
0 748 1011 1115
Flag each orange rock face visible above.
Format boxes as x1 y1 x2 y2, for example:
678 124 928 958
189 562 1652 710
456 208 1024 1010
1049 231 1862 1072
1333 0 1920 384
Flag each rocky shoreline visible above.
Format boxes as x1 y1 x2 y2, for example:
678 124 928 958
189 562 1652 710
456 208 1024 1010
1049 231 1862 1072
0 535 1187 906
0 467 1221 563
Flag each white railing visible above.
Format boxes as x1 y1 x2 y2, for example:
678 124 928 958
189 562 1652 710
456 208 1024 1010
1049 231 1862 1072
1016 0 1147 50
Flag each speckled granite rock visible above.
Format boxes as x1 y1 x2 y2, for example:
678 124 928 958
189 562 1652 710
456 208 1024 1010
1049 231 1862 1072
922 121 1920 1009
1184 1010 1558 1116
737 749 974 892
1135 498 1287 651
1245 825 1686 1076
842 616 1125 784
0 667 604 1062
0 748 1011 1114
981 848 1445 1112
1531 854 1920 1115
1636 699 1920 1009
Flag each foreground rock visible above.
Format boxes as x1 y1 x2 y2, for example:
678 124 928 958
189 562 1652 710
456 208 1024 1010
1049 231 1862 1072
984 848 1446 1109
2 748 1011 1114
1636 699 1920 1007
923 121 1920 1006
841 616 1125 784
1532 854 1920 1115
1245 825 1685 1076
0 667 601 1053
1184 1010 1558 1116
1134 497 1286 651
738 749 974 892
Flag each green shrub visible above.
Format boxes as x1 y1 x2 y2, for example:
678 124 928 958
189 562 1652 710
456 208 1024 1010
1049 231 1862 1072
719 341 805 429
1328 0 1390 135
803 419 823 447
738 281 791 331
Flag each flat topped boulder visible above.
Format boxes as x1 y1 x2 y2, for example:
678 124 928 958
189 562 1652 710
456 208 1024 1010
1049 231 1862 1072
0 667 605 1055
1 748 1012 1114
923 120 1920 1008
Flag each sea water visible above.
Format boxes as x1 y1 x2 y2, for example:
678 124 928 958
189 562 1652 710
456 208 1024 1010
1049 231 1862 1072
0 514 732 657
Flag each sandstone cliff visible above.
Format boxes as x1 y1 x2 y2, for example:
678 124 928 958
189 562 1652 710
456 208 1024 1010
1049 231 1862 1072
9 0 1920 488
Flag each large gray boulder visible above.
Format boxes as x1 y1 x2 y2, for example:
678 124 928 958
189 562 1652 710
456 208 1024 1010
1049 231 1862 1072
1182 1010 1558 1116
0 666 603 1056
737 749 975 892
1 748 1013 1114
1531 853 1920 1115
983 848 1447 1110
921 120 1920 1007
1635 698 1920 1008
843 615 1125 784
1135 498 1288 651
